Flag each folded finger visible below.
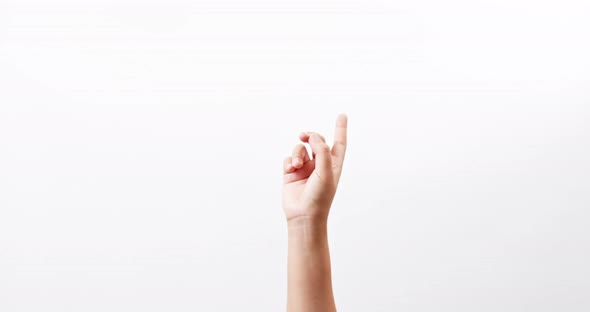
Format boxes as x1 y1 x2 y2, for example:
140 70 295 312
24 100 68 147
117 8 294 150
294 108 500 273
291 143 310 169
283 156 296 174
299 131 326 144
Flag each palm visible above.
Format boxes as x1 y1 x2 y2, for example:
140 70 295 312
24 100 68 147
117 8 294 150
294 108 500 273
283 179 310 220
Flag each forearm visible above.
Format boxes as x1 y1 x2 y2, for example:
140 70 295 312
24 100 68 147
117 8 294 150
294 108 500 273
287 217 336 312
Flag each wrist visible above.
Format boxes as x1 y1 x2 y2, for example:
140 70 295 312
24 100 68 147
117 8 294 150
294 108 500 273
287 216 328 243
287 214 327 229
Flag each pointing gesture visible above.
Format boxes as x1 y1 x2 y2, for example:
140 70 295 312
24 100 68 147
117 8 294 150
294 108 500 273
282 114 348 223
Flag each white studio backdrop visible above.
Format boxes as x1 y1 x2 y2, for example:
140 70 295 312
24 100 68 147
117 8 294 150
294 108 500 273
1 0 589 311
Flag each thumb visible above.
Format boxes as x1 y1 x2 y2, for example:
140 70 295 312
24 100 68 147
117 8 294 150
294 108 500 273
308 133 334 183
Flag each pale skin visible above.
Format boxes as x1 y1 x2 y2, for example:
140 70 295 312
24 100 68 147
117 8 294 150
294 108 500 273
282 114 348 312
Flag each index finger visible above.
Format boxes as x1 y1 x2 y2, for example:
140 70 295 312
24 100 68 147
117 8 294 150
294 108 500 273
331 113 348 161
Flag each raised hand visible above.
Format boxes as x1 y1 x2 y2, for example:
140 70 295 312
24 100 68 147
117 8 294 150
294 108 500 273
282 114 348 224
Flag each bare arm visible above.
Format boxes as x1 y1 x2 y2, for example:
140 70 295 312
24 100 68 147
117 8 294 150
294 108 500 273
287 218 335 312
282 114 348 312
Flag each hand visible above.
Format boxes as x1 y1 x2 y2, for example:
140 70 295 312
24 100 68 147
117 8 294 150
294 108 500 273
282 114 348 224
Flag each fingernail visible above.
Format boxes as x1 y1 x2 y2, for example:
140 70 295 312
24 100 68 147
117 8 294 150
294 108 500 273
293 157 301 166
310 134 319 142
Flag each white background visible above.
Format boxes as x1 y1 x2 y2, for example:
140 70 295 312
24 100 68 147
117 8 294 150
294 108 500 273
1 0 589 311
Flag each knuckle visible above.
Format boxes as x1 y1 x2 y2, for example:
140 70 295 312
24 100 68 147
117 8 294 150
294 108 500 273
318 144 330 153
